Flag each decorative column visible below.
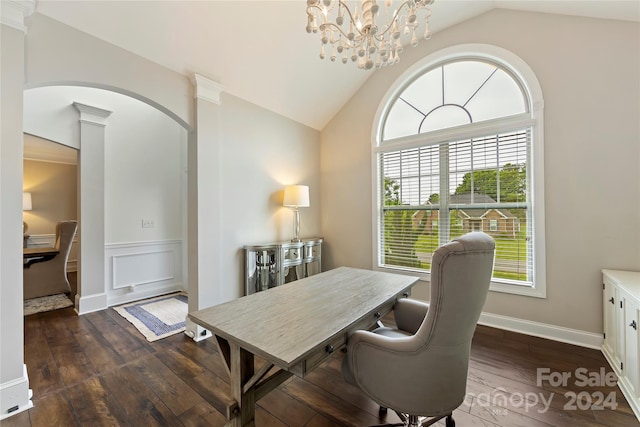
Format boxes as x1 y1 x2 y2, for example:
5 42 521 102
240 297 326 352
0 0 35 419
73 102 112 314
184 74 223 341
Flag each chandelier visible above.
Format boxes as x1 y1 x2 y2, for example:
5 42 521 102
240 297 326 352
306 0 434 70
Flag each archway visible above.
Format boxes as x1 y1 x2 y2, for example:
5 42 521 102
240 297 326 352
23 84 193 314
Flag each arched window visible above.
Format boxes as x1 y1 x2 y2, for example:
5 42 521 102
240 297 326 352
373 45 546 297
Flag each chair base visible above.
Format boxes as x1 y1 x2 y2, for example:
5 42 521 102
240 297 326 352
376 408 454 427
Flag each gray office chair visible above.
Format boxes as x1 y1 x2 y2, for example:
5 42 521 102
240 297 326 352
24 220 78 300
342 232 495 427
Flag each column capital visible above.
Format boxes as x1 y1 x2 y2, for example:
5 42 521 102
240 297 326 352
73 102 113 126
0 0 35 33
190 74 224 105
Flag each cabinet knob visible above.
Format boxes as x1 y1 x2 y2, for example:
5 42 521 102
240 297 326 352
631 320 637 330
609 297 615 304
325 345 334 354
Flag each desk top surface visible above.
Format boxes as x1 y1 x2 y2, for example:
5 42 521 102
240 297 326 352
23 246 58 257
189 267 418 369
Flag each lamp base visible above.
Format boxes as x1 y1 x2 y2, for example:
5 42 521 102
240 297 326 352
291 208 301 243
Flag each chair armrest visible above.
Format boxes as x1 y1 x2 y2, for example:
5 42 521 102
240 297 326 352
344 329 429 411
345 330 416 383
394 298 429 335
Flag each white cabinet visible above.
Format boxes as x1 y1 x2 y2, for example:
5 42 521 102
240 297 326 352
602 269 640 419
603 279 621 372
623 291 640 396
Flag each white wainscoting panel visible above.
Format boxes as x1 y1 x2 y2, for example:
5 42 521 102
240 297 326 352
105 240 184 306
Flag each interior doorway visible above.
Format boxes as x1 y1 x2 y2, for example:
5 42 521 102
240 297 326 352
23 135 79 302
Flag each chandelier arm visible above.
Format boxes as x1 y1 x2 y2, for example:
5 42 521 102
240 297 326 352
309 2 365 39
319 23 354 45
307 0 435 69
309 0 427 38
370 1 417 39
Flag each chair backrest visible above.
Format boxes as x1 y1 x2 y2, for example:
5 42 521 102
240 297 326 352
413 231 495 409
55 220 78 262
342 232 494 416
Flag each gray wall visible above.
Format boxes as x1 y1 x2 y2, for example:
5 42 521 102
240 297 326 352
320 9 640 335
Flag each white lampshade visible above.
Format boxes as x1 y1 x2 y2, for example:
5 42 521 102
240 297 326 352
283 185 310 208
23 192 32 211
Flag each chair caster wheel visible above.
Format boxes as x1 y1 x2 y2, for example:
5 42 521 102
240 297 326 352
445 414 455 427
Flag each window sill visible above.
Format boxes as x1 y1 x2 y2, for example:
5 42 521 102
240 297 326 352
373 265 546 299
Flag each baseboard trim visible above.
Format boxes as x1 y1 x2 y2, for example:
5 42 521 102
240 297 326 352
75 292 108 315
0 364 33 420
107 285 185 307
479 312 603 349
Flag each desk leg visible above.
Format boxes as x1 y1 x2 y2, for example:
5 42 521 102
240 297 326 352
229 341 255 427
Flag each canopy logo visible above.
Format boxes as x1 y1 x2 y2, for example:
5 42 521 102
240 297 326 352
465 367 619 416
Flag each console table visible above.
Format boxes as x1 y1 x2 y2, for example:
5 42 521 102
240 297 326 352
602 269 640 420
243 237 322 295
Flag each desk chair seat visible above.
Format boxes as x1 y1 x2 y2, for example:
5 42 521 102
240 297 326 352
342 232 496 427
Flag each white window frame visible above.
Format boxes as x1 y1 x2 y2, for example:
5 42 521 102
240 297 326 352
371 44 546 298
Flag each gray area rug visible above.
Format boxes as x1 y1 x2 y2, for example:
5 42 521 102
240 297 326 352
113 292 188 342
24 294 74 316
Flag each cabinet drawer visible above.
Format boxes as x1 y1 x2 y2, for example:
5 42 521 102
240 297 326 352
304 244 321 260
282 247 302 265
347 290 411 336
348 300 397 334
303 334 346 376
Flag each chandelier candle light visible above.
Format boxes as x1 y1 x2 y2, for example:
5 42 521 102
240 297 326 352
306 0 434 70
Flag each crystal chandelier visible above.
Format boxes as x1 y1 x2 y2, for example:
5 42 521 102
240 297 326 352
306 0 434 70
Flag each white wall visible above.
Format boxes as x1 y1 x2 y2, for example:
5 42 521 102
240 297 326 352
321 9 640 335
103 97 184 243
25 13 193 129
24 86 185 244
219 94 321 301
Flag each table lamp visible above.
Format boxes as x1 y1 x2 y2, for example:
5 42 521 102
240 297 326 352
283 185 309 242
23 192 32 234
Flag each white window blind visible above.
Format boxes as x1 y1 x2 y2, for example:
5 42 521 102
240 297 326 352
380 129 533 285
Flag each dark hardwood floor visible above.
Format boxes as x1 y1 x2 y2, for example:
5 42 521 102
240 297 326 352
3 281 639 426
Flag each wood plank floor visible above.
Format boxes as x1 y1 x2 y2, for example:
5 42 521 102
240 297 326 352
3 291 639 426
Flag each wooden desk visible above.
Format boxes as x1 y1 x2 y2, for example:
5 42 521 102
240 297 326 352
23 246 59 268
189 266 419 426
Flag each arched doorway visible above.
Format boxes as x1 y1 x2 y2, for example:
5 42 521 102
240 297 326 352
23 84 193 314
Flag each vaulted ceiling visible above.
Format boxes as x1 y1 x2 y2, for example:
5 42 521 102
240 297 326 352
34 0 639 131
